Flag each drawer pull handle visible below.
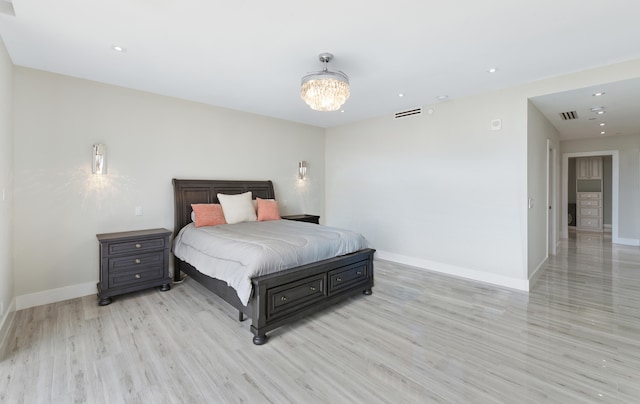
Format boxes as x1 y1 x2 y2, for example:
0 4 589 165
309 286 316 291
135 259 141 264
356 271 363 275
336 277 342 282
135 244 142 248
134 274 141 279
281 296 287 302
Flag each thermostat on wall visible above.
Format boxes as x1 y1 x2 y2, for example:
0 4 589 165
491 119 502 131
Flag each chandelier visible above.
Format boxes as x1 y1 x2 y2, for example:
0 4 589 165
301 53 350 112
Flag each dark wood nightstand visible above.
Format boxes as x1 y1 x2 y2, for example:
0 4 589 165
281 214 320 224
96 228 172 306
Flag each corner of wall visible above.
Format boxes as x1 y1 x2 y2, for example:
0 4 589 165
0 31 15 351
0 298 16 349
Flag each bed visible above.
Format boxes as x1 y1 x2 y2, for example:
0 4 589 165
172 179 375 345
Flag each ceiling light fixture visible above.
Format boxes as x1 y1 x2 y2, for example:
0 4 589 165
398 93 404 97
488 67 498 73
601 131 606 135
301 53 350 112
590 106 605 112
592 92 606 96
600 123 606 126
112 45 126 52
436 95 448 101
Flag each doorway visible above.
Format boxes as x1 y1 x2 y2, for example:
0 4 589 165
562 150 619 243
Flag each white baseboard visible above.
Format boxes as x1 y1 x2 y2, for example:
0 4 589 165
0 298 16 350
528 257 548 288
15 282 97 310
375 251 529 292
613 237 640 247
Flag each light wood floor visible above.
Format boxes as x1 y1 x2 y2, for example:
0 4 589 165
2 232 640 403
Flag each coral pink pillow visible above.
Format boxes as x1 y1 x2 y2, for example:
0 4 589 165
191 204 227 227
257 198 281 221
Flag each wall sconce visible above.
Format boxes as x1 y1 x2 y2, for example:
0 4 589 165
298 161 307 180
92 144 106 175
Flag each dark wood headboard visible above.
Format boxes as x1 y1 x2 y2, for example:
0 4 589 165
172 179 275 236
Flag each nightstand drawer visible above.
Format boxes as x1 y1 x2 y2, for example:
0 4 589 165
108 238 166 255
109 266 164 288
108 251 164 272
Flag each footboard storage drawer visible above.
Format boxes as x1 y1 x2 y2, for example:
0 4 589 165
267 274 326 319
328 261 369 295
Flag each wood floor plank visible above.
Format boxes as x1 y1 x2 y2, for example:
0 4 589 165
2 231 640 403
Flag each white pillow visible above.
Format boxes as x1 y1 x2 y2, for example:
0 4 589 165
217 192 257 224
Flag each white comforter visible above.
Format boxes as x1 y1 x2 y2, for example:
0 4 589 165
172 220 370 305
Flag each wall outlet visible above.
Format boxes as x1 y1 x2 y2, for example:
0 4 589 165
135 206 143 216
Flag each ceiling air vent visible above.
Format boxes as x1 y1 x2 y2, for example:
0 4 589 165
394 108 422 119
559 111 578 120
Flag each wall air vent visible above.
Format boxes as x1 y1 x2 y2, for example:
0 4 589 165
394 108 422 119
559 111 579 120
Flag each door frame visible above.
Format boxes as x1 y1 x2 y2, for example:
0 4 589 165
547 140 557 256
561 150 619 243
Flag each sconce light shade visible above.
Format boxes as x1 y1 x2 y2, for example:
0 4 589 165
298 161 307 180
93 144 106 175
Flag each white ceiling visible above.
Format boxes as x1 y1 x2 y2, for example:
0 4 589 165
1 0 640 128
531 78 640 141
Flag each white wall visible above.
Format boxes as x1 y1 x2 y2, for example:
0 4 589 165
326 58 640 291
561 134 640 243
0 36 14 342
527 101 560 278
13 67 325 308
326 89 530 289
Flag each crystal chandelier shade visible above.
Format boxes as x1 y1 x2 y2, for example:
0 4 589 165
300 53 350 112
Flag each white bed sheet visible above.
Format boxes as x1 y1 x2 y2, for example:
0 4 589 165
172 220 370 305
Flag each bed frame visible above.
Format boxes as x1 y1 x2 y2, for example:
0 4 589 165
172 179 375 345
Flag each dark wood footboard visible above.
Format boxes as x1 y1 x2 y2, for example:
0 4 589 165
173 248 374 344
250 248 375 344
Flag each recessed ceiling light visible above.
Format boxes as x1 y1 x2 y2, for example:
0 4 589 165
112 45 126 52
398 93 404 97
601 131 606 135
436 95 448 101
340 110 345 113
598 111 605 115
599 123 606 126
487 67 498 73
590 106 605 112
592 92 606 96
